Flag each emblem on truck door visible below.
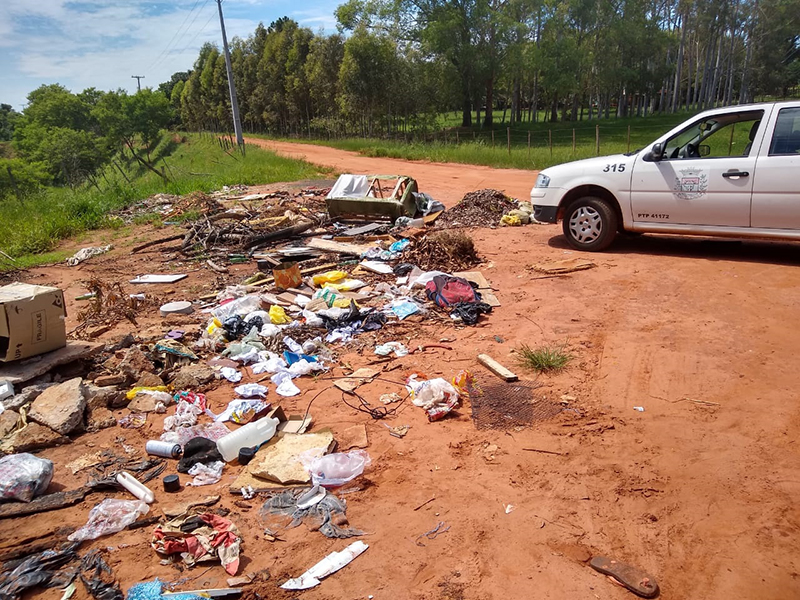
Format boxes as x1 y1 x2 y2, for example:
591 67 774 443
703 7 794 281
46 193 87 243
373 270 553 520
673 167 708 200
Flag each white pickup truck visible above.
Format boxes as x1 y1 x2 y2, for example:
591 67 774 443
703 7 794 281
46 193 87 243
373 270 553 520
530 101 800 251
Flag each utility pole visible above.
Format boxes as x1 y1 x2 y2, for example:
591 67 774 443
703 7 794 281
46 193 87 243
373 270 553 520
216 0 243 147
131 75 145 91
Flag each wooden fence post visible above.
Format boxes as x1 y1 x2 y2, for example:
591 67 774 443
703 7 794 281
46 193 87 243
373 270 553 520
456 130 459 144
595 125 600 155
627 125 631 153
548 129 552 158
491 130 495 147
528 131 531 158
572 129 576 154
507 127 511 155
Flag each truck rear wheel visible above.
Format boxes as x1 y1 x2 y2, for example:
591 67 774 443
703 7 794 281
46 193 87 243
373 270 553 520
562 196 618 251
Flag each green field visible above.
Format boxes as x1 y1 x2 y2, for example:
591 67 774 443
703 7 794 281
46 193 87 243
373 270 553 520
261 111 741 170
0 134 320 270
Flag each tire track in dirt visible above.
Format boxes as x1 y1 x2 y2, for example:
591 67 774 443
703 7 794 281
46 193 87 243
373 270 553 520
244 137 539 206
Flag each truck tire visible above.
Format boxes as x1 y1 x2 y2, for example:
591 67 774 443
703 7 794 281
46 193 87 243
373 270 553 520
562 196 618 251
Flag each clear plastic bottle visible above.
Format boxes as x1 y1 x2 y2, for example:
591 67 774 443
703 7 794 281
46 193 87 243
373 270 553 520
216 416 279 462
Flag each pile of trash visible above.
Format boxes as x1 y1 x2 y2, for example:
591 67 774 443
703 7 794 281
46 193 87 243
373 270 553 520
0 175 512 598
437 189 517 228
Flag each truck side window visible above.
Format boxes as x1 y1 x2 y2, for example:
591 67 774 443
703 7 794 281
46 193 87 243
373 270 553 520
769 108 800 156
661 110 764 160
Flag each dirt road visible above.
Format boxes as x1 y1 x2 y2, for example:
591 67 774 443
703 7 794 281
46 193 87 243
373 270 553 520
245 137 538 204
3 162 800 600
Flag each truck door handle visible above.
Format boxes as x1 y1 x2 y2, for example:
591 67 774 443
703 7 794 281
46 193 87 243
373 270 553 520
722 170 749 178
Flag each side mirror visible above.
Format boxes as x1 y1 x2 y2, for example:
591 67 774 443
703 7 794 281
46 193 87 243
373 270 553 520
698 144 710 157
644 142 663 162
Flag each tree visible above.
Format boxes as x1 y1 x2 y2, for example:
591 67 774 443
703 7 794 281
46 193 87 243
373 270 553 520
0 104 18 141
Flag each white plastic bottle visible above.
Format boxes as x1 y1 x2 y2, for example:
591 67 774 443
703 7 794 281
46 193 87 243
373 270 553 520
216 416 279 462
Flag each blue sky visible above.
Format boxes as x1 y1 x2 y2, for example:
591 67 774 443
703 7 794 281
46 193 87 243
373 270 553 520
0 0 340 109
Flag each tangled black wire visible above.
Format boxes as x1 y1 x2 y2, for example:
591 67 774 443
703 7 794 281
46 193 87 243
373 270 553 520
300 376 411 423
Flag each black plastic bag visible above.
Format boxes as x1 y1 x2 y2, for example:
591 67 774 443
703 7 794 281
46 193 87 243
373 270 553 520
0 543 79 600
450 302 492 325
177 438 223 474
79 550 122 600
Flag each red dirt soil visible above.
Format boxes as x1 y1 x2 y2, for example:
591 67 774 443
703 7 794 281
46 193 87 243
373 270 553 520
3 147 800 600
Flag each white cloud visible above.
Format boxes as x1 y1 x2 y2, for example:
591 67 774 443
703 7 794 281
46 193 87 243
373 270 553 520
0 0 337 107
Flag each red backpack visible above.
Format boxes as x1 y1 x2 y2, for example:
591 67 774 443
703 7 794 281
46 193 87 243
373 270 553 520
425 275 479 307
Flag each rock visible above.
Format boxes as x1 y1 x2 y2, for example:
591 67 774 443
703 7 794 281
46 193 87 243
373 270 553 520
109 392 131 409
94 373 126 387
105 333 136 353
0 410 19 439
0 423 68 454
86 407 116 432
27 378 86 435
3 383 57 411
118 347 154 380
83 383 124 410
171 363 215 390
128 393 168 413
135 373 165 388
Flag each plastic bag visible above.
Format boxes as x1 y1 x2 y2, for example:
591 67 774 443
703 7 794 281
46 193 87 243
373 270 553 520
234 383 269 398
215 399 268 424
251 352 288 375
68 499 149 542
187 461 224 486
160 421 230 446
408 377 460 421
220 367 242 383
163 401 201 431
323 279 366 292
211 295 263 320
375 342 408 357
312 270 348 286
269 305 291 324
260 323 282 338
283 336 303 353
272 372 301 397
304 450 371 488
500 214 522 226
0 453 53 502
389 300 420 320
126 579 202 600
125 386 168 401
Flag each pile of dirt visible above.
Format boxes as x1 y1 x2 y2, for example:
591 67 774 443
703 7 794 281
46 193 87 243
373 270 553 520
437 189 516 228
406 230 480 272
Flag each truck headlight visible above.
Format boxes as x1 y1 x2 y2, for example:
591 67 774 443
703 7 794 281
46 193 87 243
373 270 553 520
535 173 550 188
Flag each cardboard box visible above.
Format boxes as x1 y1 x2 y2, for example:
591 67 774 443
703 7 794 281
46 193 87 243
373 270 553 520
0 283 67 363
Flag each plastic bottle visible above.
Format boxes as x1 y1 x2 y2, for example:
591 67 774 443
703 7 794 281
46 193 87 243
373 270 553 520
116 471 155 503
216 416 279 462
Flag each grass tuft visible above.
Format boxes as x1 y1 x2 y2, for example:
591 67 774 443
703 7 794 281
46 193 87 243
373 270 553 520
516 342 572 373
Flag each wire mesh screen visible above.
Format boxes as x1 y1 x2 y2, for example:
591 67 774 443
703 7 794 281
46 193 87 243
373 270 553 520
469 379 563 430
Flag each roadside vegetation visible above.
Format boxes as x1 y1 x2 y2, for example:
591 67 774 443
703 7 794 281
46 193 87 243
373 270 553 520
0 133 318 269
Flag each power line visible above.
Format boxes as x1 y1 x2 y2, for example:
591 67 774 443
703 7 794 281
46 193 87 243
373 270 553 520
173 10 217 59
147 0 205 71
151 0 212 72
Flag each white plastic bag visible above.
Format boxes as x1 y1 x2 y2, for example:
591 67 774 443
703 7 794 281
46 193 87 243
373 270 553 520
273 372 301 397
187 461 224 486
234 383 269 398
0 453 54 502
68 499 149 542
220 367 242 382
305 450 371 488
408 377 459 410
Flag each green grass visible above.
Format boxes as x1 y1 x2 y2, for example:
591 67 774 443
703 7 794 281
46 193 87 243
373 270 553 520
0 133 321 271
255 111 710 170
516 342 573 373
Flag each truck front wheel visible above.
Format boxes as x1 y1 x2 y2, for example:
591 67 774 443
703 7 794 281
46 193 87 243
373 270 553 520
562 197 618 251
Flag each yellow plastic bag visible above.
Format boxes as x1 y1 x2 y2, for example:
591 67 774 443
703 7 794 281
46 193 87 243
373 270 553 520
312 270 348 286
269 305 291 324
126 386 169 400
206 317 222 334
500 214 522 227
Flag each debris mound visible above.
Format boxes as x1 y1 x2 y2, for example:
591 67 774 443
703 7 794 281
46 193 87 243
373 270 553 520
72 279 161 340
406 230 479 272
438 189 516 228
